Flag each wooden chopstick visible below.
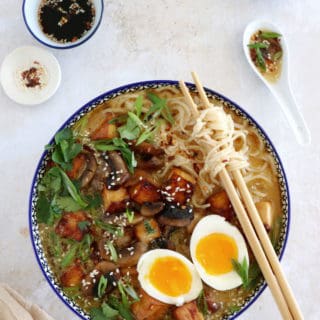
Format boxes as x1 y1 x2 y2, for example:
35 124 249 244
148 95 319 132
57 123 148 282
190 72 303 320
178 73 301 319
178 80 199 117
232 170 304 320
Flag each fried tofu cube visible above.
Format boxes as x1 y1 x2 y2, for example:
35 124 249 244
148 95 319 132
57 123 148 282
173 301 204 320
162 167 195 205
131 289 169 320
61 264 84 287
129 180 161 204
135 218 161 243
207 190 234 221
208 190 230 211
90 114 118 140
55 211 88 241
102 186 129 213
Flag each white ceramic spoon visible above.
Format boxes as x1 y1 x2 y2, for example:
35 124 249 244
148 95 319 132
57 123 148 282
243 20 311 145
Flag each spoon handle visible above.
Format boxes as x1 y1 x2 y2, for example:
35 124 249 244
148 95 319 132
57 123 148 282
272 84 311 145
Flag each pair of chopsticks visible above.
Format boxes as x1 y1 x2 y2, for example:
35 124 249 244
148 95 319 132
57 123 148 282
179 72 303 320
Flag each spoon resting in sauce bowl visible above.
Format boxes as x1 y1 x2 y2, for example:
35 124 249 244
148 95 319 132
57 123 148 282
243 20 311 145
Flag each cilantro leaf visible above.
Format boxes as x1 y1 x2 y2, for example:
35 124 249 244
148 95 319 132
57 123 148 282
118 116 140 140
50 128 82 170
36 194 52 224
55 196 83 212
101 303 119 318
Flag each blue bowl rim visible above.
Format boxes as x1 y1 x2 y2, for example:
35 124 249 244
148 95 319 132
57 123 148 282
29 80 291 320
22 0 104 50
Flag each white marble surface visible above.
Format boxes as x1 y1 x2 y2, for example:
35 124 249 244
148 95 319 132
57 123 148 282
0 1 319 319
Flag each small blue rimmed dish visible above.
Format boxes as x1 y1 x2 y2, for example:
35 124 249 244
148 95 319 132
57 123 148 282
29 80 290 319
22 0 104 49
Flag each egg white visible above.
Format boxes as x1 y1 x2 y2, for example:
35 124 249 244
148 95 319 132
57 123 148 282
190 215 249 291
137 249 203 306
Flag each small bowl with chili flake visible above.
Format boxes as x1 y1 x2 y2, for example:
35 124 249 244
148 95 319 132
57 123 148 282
22 0 103 49
0 46 61 105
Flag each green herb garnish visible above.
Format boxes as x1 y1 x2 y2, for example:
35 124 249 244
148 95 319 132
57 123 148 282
94 138 137 174
134 95 143 117
197 290 208 316
247 42 268 49
61 243 78 268
256 47 266 72
144 220 155 234
232 257 249 289
273 50 282 61
229 304 241 313
97 276 108 298
106 240 118 262
48 128 82 171
95 220 124 237
125 207 135 223
78 220 90 231
78 234 92 261
108 294 134 320
60 234 92 267
90 302 119 320
261 31 281 39
57 167 88 207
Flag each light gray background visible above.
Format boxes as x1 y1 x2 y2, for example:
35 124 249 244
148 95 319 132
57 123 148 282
0 1 319 319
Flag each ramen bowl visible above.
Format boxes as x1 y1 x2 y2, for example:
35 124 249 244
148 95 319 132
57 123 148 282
29 80 290 319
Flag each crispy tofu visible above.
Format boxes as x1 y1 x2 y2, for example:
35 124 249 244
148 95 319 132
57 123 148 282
173 301 204 320
207 190 234 221
134 218 161 243
90 114 117 140
129 179 161 204
131 289 169 320
102 186 129 213
55 211 88 241
162 167 195 205
61 264 84 287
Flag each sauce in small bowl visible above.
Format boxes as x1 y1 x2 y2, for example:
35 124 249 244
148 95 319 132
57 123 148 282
248 30 282 82
38 0 95 44
22 0 103 49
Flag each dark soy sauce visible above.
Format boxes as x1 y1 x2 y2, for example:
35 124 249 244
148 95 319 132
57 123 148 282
38 0 95 43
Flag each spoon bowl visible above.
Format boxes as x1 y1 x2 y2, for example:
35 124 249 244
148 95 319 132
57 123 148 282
243 20 311 145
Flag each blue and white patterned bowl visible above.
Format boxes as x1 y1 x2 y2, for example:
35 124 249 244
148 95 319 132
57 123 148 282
29 81 290 319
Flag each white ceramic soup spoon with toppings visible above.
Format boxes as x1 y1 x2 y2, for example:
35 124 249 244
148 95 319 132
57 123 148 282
243 20 311 145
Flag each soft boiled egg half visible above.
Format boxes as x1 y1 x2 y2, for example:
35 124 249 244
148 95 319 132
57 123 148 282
137 249 203 306
190 215 249 291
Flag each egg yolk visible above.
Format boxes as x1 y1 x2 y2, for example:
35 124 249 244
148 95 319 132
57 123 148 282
196 233 238 275
148 256 192 297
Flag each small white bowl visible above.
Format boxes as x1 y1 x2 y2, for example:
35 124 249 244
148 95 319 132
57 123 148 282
0 46 61 105
22 0 104 49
